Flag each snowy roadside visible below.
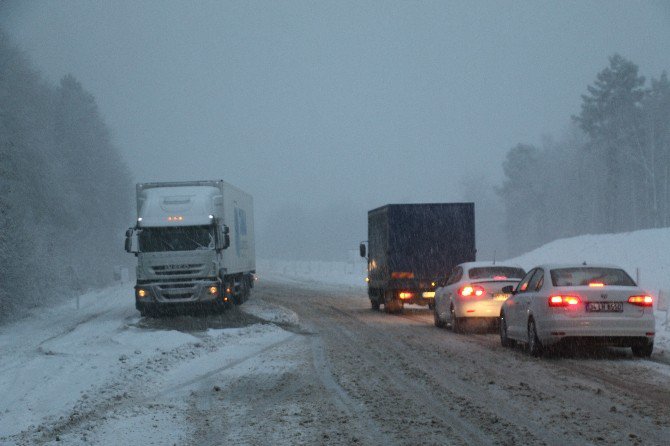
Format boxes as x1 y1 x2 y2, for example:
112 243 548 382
0 283 300 444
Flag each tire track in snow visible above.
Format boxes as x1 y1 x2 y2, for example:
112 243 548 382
9 326 298 445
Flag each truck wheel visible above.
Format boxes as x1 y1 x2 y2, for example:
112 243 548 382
370 298 380 310
388 299 403 314
138 305 154 318
240 275 252 303
383 292 402 314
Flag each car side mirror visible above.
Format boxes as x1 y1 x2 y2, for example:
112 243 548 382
502 285 515 294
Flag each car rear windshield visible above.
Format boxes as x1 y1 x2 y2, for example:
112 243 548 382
468 267 525 280
550 267 636 287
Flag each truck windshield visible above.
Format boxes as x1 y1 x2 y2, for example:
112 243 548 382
138 226 214 252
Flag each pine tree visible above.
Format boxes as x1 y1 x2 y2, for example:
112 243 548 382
574 54 646 232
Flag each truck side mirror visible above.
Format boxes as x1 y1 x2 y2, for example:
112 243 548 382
359 242 367 258
216 224 231 251
124 228 138 255
223 225 230 249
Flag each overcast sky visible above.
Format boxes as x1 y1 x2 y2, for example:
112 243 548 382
2 1 670 259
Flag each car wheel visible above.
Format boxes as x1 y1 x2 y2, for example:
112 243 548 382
499 313 515 348
434 306 445 328
631 341 653 358
527 318 543 357
450 306 463 333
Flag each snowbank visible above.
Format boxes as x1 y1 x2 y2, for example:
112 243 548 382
256 258 367 288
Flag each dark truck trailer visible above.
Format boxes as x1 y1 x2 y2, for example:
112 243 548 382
360 203 475 313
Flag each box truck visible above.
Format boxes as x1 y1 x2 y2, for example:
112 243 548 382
124 180 255 316
360 203 475 313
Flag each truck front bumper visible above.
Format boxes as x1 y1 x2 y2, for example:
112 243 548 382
134 280 229 306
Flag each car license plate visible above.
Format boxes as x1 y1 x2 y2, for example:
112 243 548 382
493 293 510 301
586 302 623 312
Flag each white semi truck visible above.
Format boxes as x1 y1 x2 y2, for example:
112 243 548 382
124 180 255 316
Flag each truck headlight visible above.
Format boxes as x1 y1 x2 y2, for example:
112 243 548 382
208 286 219 295
136 288 148 298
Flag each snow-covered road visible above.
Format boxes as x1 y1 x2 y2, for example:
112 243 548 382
2 278 669 445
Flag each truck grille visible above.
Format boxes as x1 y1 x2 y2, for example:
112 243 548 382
151 264 205 276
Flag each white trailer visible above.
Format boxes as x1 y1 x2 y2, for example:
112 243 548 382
125 180 255 316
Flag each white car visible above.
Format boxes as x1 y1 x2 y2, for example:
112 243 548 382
433 262 526 332
499 264 655 357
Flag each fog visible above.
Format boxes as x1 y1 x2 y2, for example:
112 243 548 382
2 0 670 262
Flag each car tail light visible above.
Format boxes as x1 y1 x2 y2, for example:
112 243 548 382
459 285 485 297
628 295 653 307
588 282 605 287
399 292 414 300
548 295 581 307
493 276 507 280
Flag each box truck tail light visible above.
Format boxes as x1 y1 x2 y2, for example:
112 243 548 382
399 292 414 300
628 295 653 307
548 295 581 307
391 272 415 279
459 285 485 297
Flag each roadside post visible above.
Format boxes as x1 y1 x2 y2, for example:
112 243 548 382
657 290 669 331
